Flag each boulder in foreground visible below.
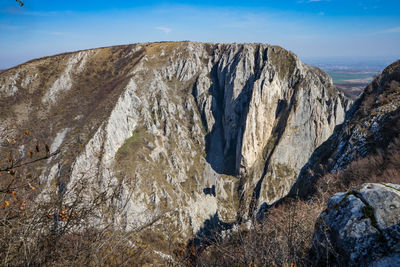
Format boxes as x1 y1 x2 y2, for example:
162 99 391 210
312 183 400 266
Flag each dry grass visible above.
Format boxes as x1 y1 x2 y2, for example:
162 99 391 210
190 198 323 266
316 138 400 197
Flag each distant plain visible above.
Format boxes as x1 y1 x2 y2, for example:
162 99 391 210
327 71 378 99
304 57 396 100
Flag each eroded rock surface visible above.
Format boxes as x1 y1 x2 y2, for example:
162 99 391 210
312 183 400 266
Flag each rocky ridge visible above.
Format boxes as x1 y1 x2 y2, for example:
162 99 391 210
0 42 349 250
293 60 400 197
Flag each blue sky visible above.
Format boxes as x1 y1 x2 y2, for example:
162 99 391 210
0 0 399 68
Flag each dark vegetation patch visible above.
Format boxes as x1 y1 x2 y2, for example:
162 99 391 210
335 83 366 100
114 127 155 182
268 46 297 80
362 205 378 229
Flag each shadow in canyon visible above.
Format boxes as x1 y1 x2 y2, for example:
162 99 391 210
193 45 267 176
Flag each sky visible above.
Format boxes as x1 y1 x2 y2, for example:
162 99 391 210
0 0 399 69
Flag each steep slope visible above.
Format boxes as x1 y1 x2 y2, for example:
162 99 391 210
0 42 349 250
293 59 400 197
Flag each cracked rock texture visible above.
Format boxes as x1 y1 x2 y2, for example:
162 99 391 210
312 183 400 266
0 42 349 250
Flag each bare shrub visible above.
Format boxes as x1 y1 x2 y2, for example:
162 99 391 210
193 198 324 266
317 137 400 197
0 128 152 266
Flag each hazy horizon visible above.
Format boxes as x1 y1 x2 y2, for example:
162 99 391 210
1 0 399 69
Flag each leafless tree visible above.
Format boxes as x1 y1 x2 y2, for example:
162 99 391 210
0 127 152 266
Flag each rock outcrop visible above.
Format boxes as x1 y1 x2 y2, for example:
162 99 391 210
312 183 400 266
0 42 349 250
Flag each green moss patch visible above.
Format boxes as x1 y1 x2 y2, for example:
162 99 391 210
382 184 400 192
114 127 155 181
116 128 152 157
362 204 378 229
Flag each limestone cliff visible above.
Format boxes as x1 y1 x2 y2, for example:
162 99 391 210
0 42 349 250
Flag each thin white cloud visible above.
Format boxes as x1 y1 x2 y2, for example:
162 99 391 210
50 32 64 36
0 24 23 30
221 15 259 29
298 0 330 3
155 26 172 34
29 30 70 37
21 11 58 16
0 7 58 16
383 26 400 33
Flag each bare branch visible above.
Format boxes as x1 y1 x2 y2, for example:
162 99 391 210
15 0 24 7
0 149 60 172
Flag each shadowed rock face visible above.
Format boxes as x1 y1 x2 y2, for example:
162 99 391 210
312 183 400 266
0 42 349 247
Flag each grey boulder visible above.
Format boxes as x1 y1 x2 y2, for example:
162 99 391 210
312 183 400 266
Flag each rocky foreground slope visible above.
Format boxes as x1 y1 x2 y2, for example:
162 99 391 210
0 42 349 249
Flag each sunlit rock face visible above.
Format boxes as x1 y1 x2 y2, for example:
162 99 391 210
0 42 349 248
